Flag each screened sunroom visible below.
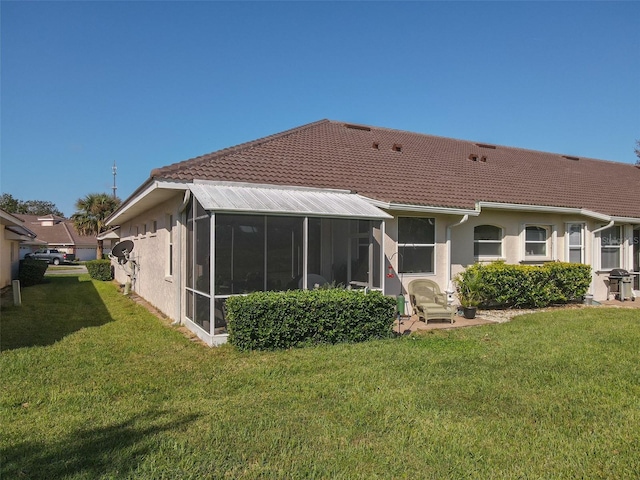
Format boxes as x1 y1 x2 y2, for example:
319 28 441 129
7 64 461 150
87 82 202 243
183 181 391 342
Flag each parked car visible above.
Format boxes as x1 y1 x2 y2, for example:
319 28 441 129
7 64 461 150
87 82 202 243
25 248 76 265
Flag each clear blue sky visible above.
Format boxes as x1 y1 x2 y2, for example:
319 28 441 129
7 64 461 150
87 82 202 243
2 1 639 217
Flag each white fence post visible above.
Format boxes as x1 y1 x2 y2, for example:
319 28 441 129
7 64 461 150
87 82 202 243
12 280 22 306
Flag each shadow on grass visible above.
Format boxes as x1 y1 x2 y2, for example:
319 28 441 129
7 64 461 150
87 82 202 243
1 408 201 479
0 276 114 351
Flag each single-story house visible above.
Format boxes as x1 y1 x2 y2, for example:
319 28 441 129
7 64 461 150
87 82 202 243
1 209 38 288
106 119 640 346
16 214 99 261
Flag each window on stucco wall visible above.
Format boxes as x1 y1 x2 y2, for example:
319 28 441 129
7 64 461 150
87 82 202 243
600 226 622 270
524 225 551 258
397 217 435 274
474 225 502 258
566 223 584 263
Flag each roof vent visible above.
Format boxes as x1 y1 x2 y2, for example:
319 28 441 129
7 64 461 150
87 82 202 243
392 143 402 152
372 142 379 150
475 143 497 149
480 156 487 162
344 123 371 131
469 154 478 161
562 155 580 161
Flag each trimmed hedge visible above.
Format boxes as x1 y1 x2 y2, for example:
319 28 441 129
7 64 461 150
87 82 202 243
86 259 113 281
18 259 48 287
226 289 396 351
456 262 592 309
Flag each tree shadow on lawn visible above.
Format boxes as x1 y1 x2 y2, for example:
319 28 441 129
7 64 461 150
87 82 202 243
1 408 201 480
0 276 114 351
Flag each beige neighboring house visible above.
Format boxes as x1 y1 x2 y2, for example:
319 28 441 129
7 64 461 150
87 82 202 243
16 214 99 261
1 209 39 289
106 120 640 346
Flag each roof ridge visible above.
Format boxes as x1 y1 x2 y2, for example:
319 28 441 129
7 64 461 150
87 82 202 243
60 222 76 244
328 120 630 165
152 119 331 178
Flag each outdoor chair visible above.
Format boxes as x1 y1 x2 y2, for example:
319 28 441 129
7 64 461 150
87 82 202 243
407 279 455 324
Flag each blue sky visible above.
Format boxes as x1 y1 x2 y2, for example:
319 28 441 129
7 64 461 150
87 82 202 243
2 1 639 217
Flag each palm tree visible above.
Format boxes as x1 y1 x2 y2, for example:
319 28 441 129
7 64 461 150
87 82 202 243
72 193 121 259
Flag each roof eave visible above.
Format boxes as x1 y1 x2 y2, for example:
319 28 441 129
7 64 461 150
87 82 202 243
476 202 616 221
364 197 480 216
106 179 190 226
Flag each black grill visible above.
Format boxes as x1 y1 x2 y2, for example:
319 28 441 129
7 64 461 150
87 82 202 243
609 268 630 278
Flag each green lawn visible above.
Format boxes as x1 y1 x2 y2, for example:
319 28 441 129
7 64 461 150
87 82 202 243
1 275 639 479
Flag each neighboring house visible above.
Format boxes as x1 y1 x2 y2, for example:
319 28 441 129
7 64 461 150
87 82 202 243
106 120 640 346
1 209 38 288
16 214 98 261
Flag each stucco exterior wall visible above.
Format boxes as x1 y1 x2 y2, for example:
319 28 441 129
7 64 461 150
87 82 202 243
382 209 636 304
383 213 452 311
113 196 183 321
1 230 19 289
112 196 637 346
447 210 635 302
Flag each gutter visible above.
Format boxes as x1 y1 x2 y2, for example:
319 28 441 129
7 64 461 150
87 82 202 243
364 198 479 217
476 202 613 221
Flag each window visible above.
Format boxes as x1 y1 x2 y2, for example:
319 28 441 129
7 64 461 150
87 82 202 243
166 214 173 277
600 225 622 270
567 223 584 263
525 225 551 258
474 225 502 258
397 217 435 274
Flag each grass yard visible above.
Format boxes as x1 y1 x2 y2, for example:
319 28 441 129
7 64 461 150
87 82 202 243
1 275 639 479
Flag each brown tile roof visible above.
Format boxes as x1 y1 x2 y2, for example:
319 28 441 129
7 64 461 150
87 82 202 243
14 215 97 247
151 119 640 219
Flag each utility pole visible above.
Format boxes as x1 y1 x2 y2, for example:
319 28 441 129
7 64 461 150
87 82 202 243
112 161 117 198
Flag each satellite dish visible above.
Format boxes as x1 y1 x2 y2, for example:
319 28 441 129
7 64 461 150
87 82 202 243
111 240 134 264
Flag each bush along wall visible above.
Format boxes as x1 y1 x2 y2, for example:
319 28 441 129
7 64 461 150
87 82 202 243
457 261 592 309
18 259 48 287
226 289 397 351
85 259 113 281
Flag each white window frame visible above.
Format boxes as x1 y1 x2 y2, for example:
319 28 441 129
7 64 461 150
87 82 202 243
566 223 584 264
523 224 554 261
599 225 623 270
397 217 436 275
474 224 503 260
166 214 174 278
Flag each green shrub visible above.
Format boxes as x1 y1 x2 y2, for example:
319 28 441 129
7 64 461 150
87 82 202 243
85 259 113 281
226 289 396 351
18 259 48 287
456 262 591 309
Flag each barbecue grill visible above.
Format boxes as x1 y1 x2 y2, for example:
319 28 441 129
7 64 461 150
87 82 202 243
607 269 636 301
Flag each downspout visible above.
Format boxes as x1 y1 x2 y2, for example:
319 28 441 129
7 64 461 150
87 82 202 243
173 189 191 325
589 219 614 296
446 215 469 304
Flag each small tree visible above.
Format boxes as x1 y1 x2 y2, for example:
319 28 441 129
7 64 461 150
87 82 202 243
71 193 121 259
0 193 64 216
635 139 640 166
